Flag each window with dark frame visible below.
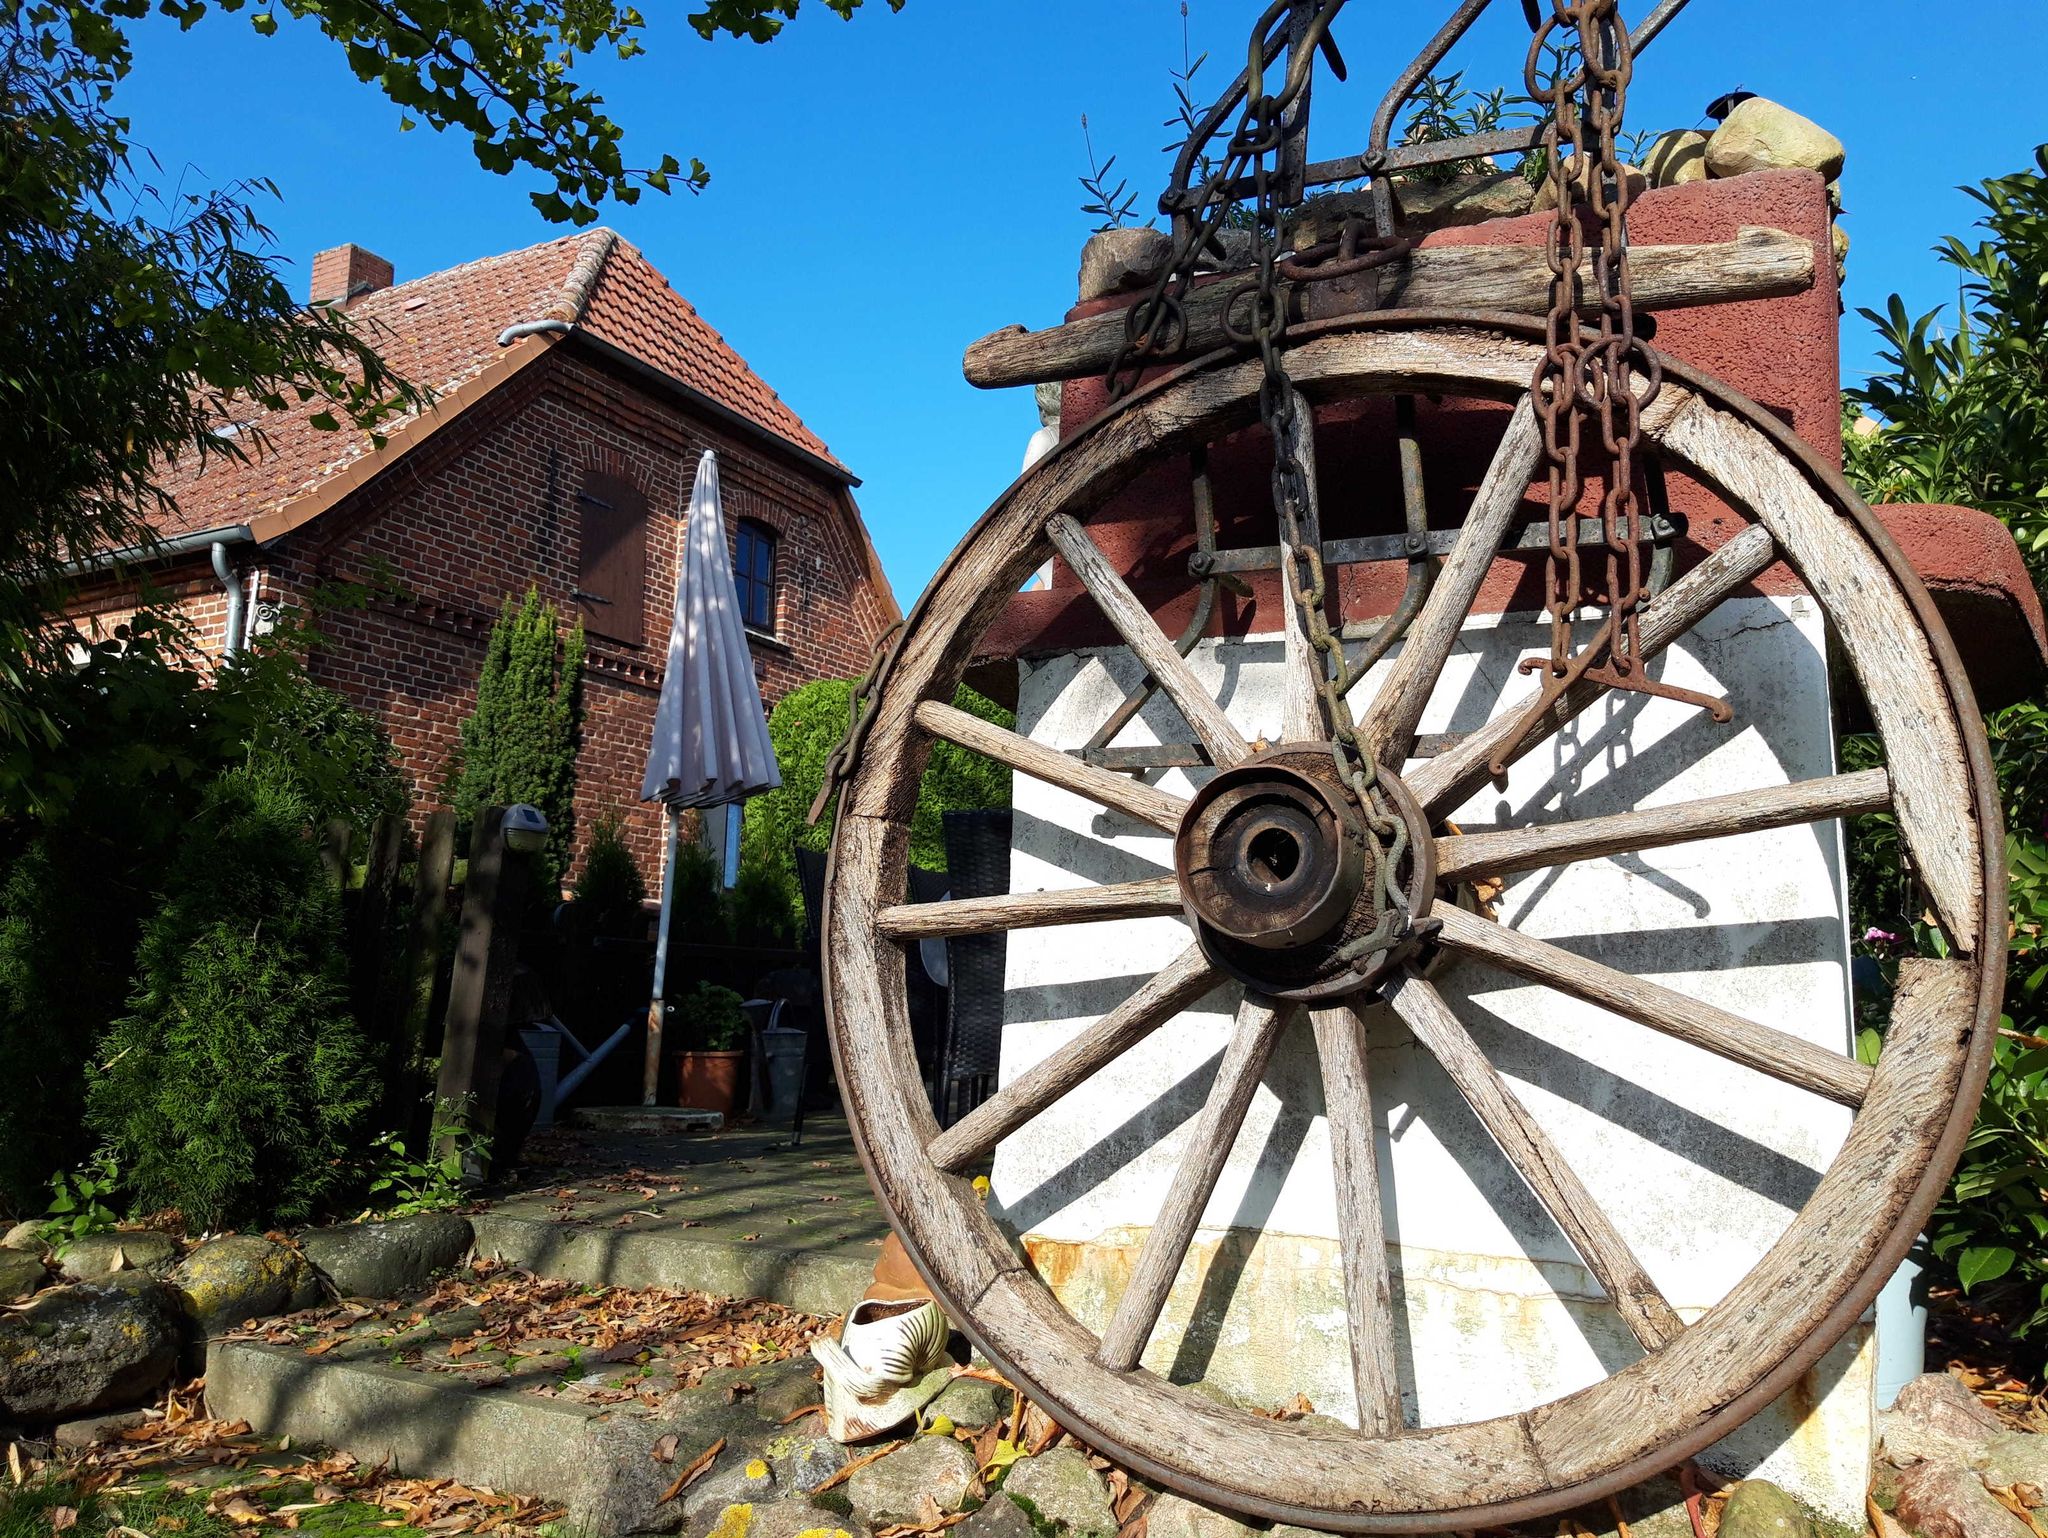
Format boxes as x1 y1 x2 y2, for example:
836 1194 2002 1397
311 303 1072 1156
734 519 778 634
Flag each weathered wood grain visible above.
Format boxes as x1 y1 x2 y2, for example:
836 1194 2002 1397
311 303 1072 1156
817 324 1994 1529
1652 393 1982 953
1407 523 1777 814
1096 993 1297 1372
1528 958 1976 1483
1357 398 1542 766
1384 971 1684 1352
1430 902 1873 1106
1310 1002 1404 1436
1435 768 1894 881
927 944 1223 1173
916 698 1188 834
877 875 1185 940
965 229 1817 389
1048 513 1251 769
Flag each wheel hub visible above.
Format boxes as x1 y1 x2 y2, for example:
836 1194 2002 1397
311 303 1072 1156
1173 744 1436 1002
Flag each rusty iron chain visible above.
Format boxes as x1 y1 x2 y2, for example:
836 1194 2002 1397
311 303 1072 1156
1488 0 1730 776
1131 2 1410 964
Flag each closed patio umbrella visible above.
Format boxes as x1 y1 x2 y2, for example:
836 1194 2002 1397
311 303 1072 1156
640 451 781 1103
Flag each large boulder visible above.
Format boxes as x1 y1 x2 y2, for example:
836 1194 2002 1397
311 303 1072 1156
59 1231 180 1283
1393 171 1537 231
699 1499 866 1538
1534 160 1648 213
1645 129 1710 187
848 1436 978 1527
2 1221 44 1252
1717 1481 1812 1538
1004 1448 1116 1538
1894 1461 2034 1538
1144 1493 1259 1538
927 1375 1007 1430
1706 99 1845 181
0 1281 181 1419
1882 1372 2007 1467
297 1214 472 1300
1078 228 1172 303
170 1234 318 1336
0 1248 47 1303
1977 1430 2048 1495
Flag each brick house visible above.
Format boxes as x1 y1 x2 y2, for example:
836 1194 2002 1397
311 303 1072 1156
64 232 900 876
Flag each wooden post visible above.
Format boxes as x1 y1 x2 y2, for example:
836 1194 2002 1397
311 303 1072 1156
352 812 406 1031
386 809 457 1135
434 807 528 1179
320 820 354 889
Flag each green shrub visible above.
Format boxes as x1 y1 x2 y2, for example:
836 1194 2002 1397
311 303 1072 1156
1843 144 2048 1331
671 981 748 1052
739 678 1015 932
455 588 585 884
86 769 379 1230
0 606 403 1215
575 814 647 937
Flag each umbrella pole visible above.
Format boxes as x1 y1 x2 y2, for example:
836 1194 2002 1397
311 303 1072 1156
645 802 682 1105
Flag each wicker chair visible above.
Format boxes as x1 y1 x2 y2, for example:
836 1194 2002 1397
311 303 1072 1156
935 810 1013 1129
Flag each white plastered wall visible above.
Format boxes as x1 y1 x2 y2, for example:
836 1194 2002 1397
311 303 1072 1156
988 596 1872 1524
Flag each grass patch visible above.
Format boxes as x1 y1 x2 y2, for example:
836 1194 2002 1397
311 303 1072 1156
0 1477 435 1538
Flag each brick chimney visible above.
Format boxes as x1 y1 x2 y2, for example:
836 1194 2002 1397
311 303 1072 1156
310 244 394 307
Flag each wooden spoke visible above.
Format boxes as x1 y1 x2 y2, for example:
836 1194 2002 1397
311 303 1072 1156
1279 407 1330 742
1383 972 1684 1353
1047 513 1250 769
1356 398 1543 767
916 699 1188 834
1436 769 1893 882
878 876 1184 941
1408 522 1777 815
928 944 1222 1174
1097 993 1297 1372
1310 1002 1402 1435
1429 902 1872 1106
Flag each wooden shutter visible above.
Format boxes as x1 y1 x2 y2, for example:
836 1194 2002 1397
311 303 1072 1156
574 471 648 644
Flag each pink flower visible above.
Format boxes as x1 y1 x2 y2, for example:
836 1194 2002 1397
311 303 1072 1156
1864 927 1903 947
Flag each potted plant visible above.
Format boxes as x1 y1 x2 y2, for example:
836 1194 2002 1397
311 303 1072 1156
670 981 749 1116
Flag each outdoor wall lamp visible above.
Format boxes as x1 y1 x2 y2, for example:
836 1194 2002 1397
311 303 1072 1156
502 803 550 854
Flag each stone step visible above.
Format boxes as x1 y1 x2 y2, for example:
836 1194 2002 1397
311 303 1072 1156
469 1212 874 1317
205 1340 850 1536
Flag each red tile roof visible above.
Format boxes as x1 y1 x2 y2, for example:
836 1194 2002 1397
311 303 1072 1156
150 230 847 541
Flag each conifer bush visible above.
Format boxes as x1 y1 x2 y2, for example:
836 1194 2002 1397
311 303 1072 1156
86 769 378 1230
455 588 585 884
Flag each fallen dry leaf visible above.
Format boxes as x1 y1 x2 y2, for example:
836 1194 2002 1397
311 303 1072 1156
219 1496 266 1527
657 1438 725 1505
650 1434 678 1465
51 1506 77 1532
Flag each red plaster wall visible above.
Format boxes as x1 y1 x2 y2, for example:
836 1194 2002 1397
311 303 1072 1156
985 169 1842 660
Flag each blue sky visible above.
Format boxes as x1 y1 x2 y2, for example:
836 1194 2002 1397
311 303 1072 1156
116 0 2046 606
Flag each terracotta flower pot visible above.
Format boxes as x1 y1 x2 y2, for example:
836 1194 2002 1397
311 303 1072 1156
674 1049 745 1117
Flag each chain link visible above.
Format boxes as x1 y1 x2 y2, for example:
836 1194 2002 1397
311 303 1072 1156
1102 2 1413 964
1490 0 1728 775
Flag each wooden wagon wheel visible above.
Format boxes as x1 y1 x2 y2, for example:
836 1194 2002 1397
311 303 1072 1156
821 314 2003 1532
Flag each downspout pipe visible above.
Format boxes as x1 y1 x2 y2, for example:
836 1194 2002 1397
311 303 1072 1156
210 539 245 661
497 319 572 347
